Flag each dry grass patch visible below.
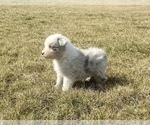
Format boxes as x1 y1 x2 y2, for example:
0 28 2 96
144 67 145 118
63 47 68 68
0 5 150 120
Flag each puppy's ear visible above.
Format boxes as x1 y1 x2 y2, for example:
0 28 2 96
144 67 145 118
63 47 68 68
58 38 67 46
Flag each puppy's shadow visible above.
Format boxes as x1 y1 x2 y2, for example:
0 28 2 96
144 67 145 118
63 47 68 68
73 75 130 92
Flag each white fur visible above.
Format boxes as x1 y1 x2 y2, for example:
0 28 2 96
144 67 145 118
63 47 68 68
42 34 108 91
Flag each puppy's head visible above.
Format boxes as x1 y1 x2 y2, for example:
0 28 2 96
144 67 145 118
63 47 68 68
41 34 67 59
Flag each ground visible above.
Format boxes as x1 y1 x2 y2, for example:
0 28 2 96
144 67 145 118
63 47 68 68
0 6 150 120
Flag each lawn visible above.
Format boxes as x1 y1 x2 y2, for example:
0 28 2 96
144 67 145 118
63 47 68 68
0 5 150 120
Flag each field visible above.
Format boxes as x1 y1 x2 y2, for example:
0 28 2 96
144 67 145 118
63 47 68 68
0 6 150 120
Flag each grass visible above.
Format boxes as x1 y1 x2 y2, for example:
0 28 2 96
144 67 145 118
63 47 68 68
0 5 150 120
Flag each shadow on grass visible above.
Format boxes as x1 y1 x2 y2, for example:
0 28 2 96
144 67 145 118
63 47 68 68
73 75 130 92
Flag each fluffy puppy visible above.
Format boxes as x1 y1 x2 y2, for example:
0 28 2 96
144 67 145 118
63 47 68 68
41 34 108 91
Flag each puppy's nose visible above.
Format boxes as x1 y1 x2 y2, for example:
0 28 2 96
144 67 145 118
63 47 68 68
41 52 44 55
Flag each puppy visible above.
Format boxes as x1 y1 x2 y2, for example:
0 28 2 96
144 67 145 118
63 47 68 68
41 34 108 91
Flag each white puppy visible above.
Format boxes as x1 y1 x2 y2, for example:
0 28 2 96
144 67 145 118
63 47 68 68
41 34 108 91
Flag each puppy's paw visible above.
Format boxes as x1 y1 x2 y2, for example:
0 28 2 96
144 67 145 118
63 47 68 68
85 77 91 82
101 78 107 83
53 84 60 89
62 85 72 91
85 76 95 83
62 87 69 92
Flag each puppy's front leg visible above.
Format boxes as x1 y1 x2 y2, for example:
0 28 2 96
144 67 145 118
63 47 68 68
54 73 63 89
62 77 75 91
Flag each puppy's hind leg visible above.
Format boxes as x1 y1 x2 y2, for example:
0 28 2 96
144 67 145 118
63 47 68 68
93 73 107 88
98 72 107 83
94 71 107 84
96 61 107 83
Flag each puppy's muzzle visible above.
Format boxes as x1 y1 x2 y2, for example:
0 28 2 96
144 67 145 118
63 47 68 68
41 52 45 56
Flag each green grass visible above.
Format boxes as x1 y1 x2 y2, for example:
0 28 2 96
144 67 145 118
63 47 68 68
0 5 150 120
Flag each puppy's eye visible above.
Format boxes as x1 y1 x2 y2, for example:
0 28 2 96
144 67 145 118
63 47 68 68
49 45 53 48
49 45 59 51
52 48 58 51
